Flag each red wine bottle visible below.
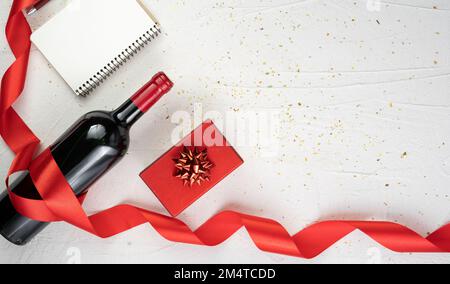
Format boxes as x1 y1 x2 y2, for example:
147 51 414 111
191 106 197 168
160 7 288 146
0 72 173 245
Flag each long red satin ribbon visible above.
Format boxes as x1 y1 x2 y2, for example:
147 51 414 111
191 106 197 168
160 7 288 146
1 0 450 259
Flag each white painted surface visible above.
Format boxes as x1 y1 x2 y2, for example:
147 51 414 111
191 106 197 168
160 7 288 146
0 0 449 264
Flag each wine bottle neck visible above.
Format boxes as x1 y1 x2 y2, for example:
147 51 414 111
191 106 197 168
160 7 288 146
112 72 174 128
113 100 143 128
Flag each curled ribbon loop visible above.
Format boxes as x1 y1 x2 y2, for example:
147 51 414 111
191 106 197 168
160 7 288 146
1 0 450 259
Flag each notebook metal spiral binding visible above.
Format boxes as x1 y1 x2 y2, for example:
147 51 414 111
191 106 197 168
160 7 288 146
75 24 161 96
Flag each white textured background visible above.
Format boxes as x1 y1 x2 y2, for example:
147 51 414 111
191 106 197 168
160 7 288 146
1 0 450 264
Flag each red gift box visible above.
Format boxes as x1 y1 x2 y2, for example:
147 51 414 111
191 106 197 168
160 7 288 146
140 120 244 216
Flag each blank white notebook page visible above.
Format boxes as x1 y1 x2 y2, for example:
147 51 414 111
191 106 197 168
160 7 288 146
31 0 158 95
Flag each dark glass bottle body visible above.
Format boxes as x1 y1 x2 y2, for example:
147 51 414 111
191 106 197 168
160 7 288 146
0 72 173 245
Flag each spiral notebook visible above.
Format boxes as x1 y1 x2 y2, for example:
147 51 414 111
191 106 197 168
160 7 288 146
31 0 161 96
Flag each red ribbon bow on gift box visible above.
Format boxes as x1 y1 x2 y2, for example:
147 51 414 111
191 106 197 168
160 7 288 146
1 0 450 259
